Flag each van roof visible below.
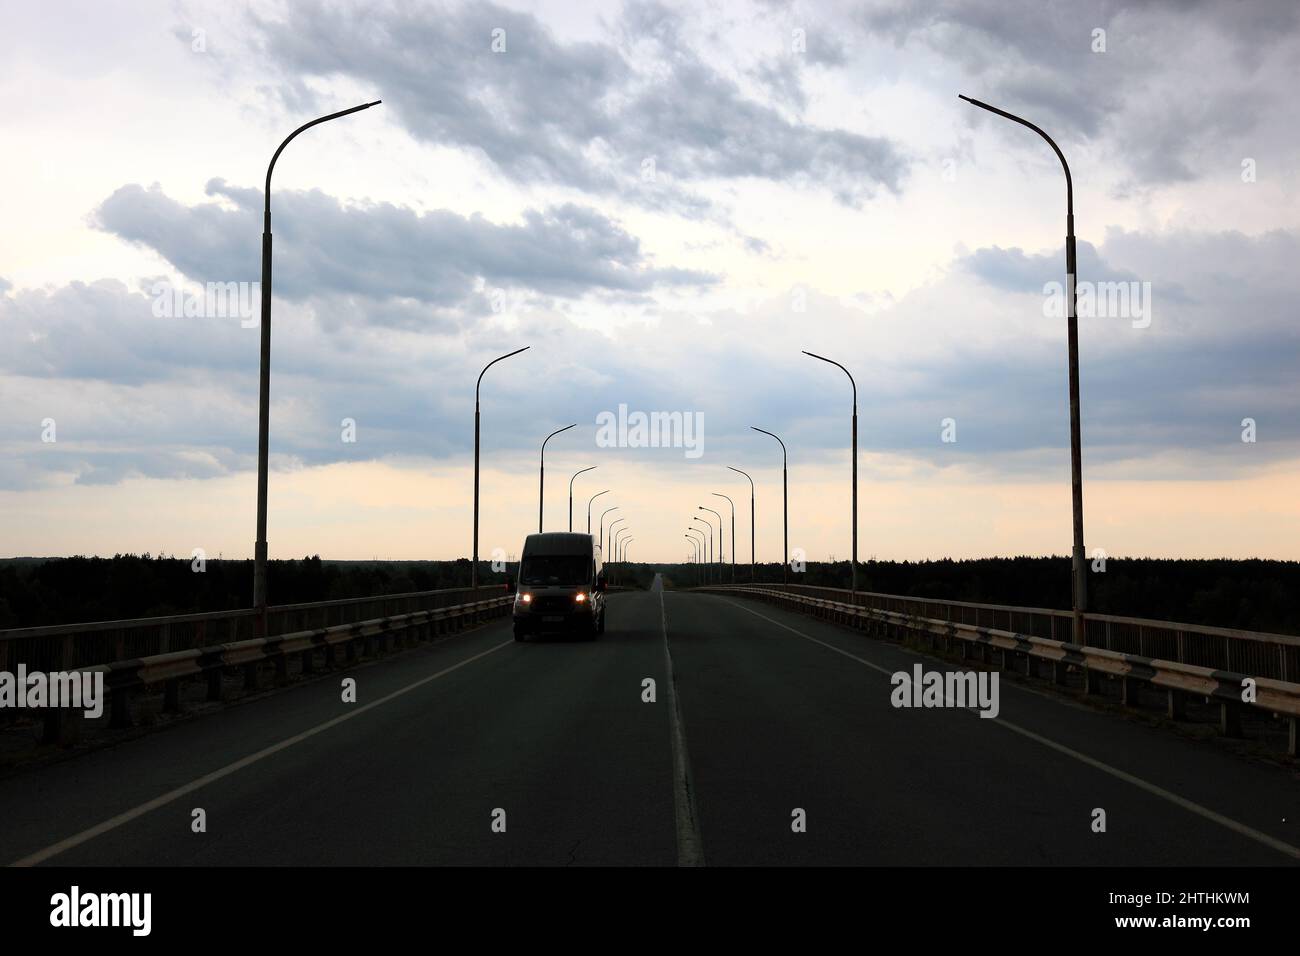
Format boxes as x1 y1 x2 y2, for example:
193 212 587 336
521 532 597 556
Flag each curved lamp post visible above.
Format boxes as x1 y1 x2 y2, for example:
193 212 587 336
711 493 735 583
699 506 723 581
587 489 609 535
686 529 706 586
751 426 788 585
959 93 1087 642
684 535 700 585
613 525 630 584
691 516 713 583
569 466 597 532
539 424 577 532
473 346 529 588
609 518 627 567
803 350 858 595
599 506 620 559
253 99 382 609
728 466 756 582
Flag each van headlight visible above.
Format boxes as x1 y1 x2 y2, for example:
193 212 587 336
574 592 588 603
517 592 532 606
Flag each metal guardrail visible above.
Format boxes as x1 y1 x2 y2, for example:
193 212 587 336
26 594 513 746
0 585 505 674
733 583 1300 683
700 584 1300 756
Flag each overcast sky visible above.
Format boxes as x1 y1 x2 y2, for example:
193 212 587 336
1 0 1297 563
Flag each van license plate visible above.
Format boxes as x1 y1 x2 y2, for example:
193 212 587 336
543 615 564 623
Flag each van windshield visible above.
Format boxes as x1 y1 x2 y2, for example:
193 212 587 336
519 555 591 586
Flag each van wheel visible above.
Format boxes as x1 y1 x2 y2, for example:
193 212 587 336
513 627 527 642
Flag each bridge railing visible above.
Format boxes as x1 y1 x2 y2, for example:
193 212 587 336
0 586 504 674
703 583 1300 755
724 583 1300 684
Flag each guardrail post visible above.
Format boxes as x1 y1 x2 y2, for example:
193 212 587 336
38 636 78 744
164 678 182 714
1121 675 1141 707
1052 661 1069 686
1084 668 1103 696
1166 689 1186 720
1219 700 1244 738
243 661 262 691
42 705 80 746
301 648 315 674
111 687 132 728
207 668 223 702
1288 717 1297 757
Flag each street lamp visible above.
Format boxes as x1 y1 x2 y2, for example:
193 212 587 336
803 350 858 596
253 99 382 610
569 466 597 532
539 423 577 532
959 93 1088 642
609 518 627 565
613 525 629 584
686 530 706 585
699 506 723 582
587 489 609 535
691 516 713 582
473 346 530 588
711 493 735 583
599 506 620 559
620 537 634 585
684 535 699 585
727 466 756 582
751 426 789 585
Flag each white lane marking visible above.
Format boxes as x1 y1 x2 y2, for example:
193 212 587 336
719 597 1300 862
9 639 514 867
659 588 704 866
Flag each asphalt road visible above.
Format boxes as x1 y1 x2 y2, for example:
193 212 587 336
1 579 1296 866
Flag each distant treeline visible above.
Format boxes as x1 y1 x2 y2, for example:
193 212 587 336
1 554 1295 635
0 555 494 629
663 557 1300 635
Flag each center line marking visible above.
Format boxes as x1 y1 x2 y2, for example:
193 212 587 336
9 638 513 867
659 584 704 866
718 596 1300 863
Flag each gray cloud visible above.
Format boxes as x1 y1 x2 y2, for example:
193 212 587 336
93 179 714 322
3 222 1296 491
860 0 1300 188
248 0 909 208
961 240 1145 294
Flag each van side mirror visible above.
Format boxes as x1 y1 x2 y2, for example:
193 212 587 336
595 576 607 593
